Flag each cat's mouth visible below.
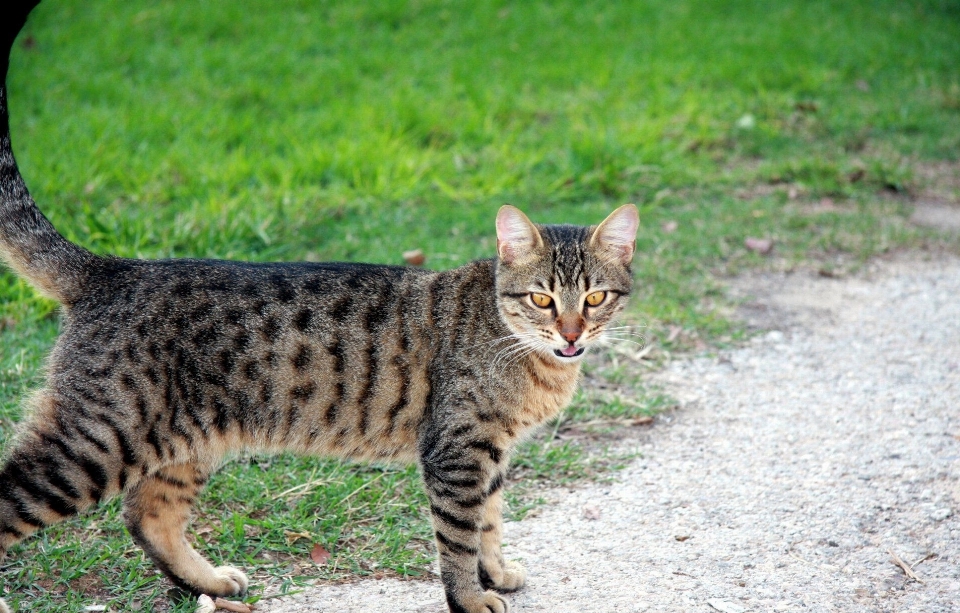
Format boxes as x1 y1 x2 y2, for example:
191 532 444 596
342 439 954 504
553 345 585 358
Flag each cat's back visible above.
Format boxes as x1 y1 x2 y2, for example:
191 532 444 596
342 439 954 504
62 256 435 332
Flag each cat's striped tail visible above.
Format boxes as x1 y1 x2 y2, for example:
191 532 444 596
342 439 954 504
0 1 99 305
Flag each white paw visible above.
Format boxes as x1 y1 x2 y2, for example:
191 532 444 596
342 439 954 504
479 591 509 613
462 590 509 613
0 597 10 613
499 560 526 592
211 565 249 596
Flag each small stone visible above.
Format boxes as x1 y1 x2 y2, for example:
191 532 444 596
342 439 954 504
931 508 953 521
195 596 216 613
707 598 746 613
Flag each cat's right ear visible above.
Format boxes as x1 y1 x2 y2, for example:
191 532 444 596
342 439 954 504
496 205 544 265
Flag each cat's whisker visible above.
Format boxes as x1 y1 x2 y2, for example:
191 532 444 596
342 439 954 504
497 345 538 371
480 332 540 348
494 343 538 368
601 338 646 348
600 333 647 341
597 332 648 347
491 336 544 371
490 342 535 371
600 330 647 338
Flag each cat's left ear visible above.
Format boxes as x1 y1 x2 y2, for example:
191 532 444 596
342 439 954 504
591 204 639 265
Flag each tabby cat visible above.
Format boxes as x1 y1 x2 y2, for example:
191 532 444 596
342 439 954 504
0 9 638 613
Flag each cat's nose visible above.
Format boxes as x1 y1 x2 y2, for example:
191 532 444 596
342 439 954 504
558 314 584 342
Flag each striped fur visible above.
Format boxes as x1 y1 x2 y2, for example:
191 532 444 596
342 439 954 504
0 11 638 613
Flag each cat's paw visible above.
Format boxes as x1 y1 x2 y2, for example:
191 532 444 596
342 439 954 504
207 566 249 596
497 560 526 592
479 559 526 593
458 590 510 613
0 596 10 613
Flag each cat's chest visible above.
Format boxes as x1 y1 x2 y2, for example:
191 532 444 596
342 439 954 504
509 360 580 433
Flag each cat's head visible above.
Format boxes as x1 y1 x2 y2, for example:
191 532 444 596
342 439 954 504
494 204 638 363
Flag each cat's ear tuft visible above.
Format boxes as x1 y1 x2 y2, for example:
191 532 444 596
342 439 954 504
496 205 544 265
591 204 639 265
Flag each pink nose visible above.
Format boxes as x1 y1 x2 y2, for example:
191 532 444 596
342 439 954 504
558 315 584 343
560 324 582 343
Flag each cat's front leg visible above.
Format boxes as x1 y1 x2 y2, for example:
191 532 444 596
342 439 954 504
478 486 526 593
420 428 511 613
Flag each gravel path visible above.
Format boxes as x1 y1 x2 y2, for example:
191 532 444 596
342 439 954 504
260 253 960 613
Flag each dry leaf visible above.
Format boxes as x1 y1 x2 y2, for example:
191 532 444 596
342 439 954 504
661 220 678 233
214 598 253 613
310 543 331 565
744 237 774 255
402 249 426 266
631 415 654 426
284 530 312 546
582 505 601 520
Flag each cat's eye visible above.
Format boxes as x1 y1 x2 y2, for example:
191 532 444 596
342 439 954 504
585 291 607 307
530 293 553 308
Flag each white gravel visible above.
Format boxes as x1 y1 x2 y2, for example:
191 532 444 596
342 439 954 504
259 253 960 613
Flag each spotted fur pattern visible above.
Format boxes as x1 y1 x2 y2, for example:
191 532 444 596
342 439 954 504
0 16 638 613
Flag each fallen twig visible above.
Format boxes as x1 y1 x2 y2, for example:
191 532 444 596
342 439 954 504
888 549 924 583
215 598 253 613
559 416 653 431
911 552 937 568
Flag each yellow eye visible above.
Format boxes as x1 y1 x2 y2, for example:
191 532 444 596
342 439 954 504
585 291 607 307
530 293 553 308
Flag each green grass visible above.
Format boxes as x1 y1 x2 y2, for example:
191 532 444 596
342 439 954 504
1 0 959 610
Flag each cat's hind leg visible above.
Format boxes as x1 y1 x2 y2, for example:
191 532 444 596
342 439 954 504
123 462 247 597
0 391 133 610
